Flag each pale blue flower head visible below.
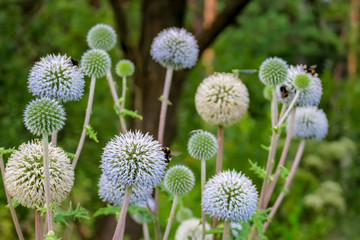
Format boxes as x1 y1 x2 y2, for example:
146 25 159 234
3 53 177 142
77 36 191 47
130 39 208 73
188 130 217 161
151 27 199 70
289 106 328 140
28 54 84 102
259 57 288 86
98 174 152 206
203 170 258 222
101 130 166 188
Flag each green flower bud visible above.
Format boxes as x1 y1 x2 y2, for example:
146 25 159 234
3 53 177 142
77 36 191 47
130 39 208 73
164 165 195 196
115 59 135 77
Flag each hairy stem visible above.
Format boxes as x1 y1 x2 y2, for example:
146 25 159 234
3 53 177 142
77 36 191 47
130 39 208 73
35 210 43 240
143 222 150 240
72 76 96 170
112 186 132 240
51 132 57 146
222 221 230 240
201 159 206 240
277 90 300 127
163 195 178 240
42 134 53 231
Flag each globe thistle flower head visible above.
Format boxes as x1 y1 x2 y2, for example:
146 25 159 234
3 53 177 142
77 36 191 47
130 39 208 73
98 174 152 206
101 130 166 188
150 27 199 70
28 54 84 102
164 165 195 196
188 130 217 161
115 59 135 77
263 86 273 101
289 106 328 140
81 49 111 78
175 218 212 240
203 170 258 222
4 140 74 208
24 98 66 136
87 23 117 51
195 73 249 126
176 207 193 222
294 73 310 90
259 57 288 86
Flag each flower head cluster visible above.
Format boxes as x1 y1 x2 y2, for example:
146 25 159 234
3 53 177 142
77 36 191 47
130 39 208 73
151 27 199 70
195 73 249 126
175 218 212 240
290 106 328 140
259 57 288 86
24 98 66 136
101 130 166 188
188 130 217 161
115 59 135 77
203 170 258 222
28 54 84 102
164 165 195 196
87 24 117 51
81 49 111 78
4 140 74 208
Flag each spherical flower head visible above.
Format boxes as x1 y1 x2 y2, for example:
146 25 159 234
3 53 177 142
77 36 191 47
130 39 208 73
87 23 117 51
203 170 258 222
188 130 217 161
294 73 310 90
259 57 288 86
81 49 111 78
150 27 199 70
276 65 323 106
4 140 74 208
28 54 84 102
101 130 166 188
176 207 193 222
24 98 66 136
175 218 212 240
263 86 273 101
195 73 249 126
115 59 135 77
98 174 152 206
289 106 328 140
164 165 195 196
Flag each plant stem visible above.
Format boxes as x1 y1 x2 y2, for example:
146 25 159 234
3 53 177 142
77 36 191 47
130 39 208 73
51 132 57 146
106 71 127 133
35 210 43 240
0 155 24 240
143 222 150 240
222 221 230 240
163 195 178 240
263 139 306 232
277 90 300 127
201 159 206 240
263 108 296 208
42 134 53 231
72 76 96 170
112 186 132 240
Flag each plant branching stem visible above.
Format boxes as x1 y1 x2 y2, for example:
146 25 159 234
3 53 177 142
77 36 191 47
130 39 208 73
201 159 206 240
112 186 132 240
222 221 230 240
143 222 150 240
277 91 300 127
35 210 43 240
163 195 178 240
42 134 53 231
51 132 57 146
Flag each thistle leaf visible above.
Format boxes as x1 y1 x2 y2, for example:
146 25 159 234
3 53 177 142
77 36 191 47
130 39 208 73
53 202 89 226
85 124 99 143
120 109 143 120
249 159 267 179
94 204 121 217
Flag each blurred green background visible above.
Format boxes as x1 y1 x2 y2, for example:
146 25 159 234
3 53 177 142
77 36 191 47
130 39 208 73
0 0 359 239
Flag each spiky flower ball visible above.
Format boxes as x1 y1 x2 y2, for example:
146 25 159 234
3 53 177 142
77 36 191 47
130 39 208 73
81 49 111 78
4 140 74 208
276 65 323 106
289 106 328 140
294 73 310 90
259 57 288 86
98 174 152 206
188 130 217 161
203 170 258 222
115 59 135 77
151 27 199 70
28 54 84 102
24 98 66 136
101 131 166 188
175 218 212 240
164 165 195 196
87 24 117 51
195 73 249 126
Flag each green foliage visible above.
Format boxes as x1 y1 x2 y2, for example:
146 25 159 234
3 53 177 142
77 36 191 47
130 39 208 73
85 124 99 143
53 202 89 226
119 109 143 120
94 204 121 217
127 205 156 223
278 166 289 179
0 148 14 156
249 159 267 180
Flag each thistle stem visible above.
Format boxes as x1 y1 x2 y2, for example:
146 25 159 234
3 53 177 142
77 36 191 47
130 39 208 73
143 222 150 240
263 139 305 232
277 91 300 127
42 134 53 231
72 76 96 170
51 132 57 146
201 159 206 240
0 155 24 240
112 186 132 240
35 210 43 240
222 221 230 240
163 195 178 240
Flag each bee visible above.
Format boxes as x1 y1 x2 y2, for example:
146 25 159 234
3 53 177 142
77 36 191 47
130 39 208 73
70 58 80 67
304 65 317 76
279 84 289 99
162 147 172 164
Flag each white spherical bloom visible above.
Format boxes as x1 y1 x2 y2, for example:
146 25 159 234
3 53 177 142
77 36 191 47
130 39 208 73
195 73 249 126
4 140 74 209
290 106 328 140
101 130 166 188
188 130 217 161
203 170 258 222
151 27 199 70
98 174 152 206
28 54 84 102
277 65 322 106
175 218 212 240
